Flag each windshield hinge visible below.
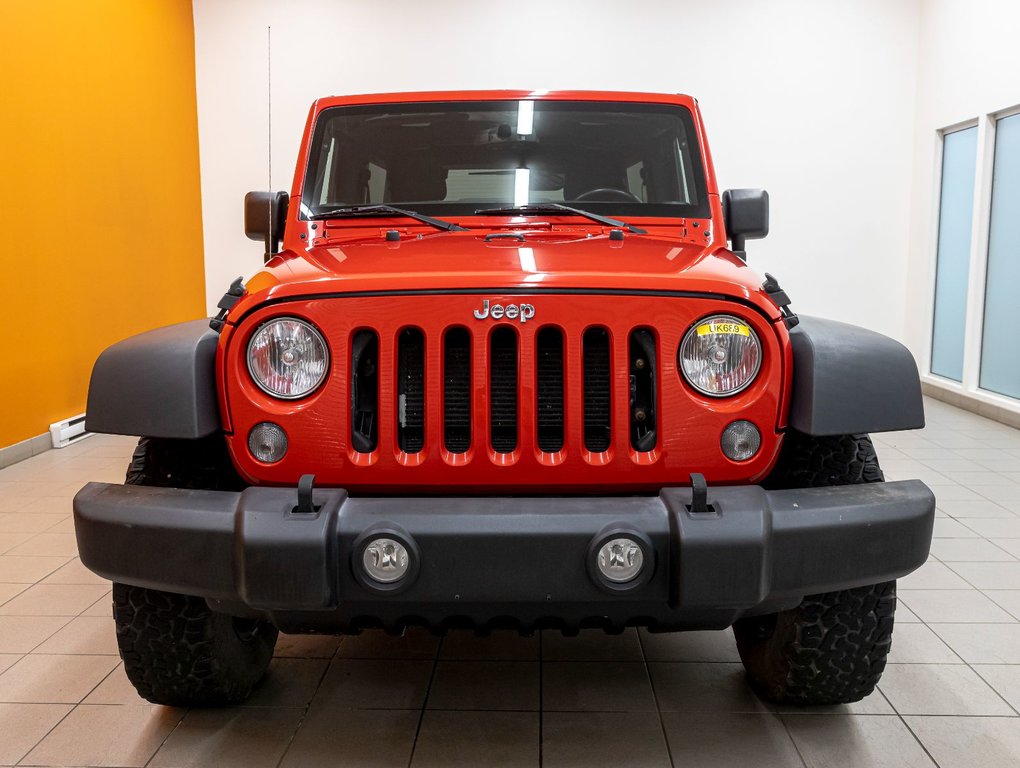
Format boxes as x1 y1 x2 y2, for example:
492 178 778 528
209 276 245 333
762 273 799 329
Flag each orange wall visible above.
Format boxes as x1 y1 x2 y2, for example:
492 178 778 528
1 0 206 447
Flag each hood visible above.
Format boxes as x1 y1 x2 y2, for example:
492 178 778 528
234 227 781 322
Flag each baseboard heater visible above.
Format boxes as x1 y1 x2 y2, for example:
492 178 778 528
50 413 93 448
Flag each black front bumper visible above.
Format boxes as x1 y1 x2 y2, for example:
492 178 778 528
73 480 935 633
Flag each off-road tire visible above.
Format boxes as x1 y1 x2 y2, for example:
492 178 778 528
762 431 884 489
125 435 247 490
733 431 895 705
115 436 276 706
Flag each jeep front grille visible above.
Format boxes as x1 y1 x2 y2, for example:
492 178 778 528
346 323 638 457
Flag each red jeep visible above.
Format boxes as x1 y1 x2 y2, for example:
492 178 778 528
74 90 934 707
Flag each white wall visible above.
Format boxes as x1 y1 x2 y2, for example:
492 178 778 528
905 0 1020 377
192 0 921 341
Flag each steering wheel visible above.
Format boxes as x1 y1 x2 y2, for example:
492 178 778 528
574 187 642 203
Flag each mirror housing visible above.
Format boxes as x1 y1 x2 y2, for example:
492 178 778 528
722 188 769 259
244 190 289 263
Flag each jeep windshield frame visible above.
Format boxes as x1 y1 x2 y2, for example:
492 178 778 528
299 100 711 222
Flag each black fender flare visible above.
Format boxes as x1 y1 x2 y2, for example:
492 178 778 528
788 316 925 436
85 320 220 439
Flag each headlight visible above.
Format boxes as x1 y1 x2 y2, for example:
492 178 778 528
247 317 329 399
679 315 762 396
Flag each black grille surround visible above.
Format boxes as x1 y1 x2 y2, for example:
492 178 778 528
489 328 519 453
536 327 565 453
443 328 472 453
583 327 612 453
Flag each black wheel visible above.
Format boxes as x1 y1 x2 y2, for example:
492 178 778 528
115 436 277 706
733 432 896 705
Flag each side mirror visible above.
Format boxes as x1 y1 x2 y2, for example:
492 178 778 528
722 188 769 259
244 190 289 263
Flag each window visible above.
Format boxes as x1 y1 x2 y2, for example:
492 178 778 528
301 100 709 219
980 113 1020 399
930 126 978 382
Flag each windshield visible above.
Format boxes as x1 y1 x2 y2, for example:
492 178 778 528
301 100 709 220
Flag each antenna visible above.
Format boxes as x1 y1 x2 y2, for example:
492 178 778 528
267 25 273 251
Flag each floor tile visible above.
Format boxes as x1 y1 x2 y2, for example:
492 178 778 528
5 532 79 557
0 533 35 555
339 627 440 659
83 664 145 705
280 708 419 768
543 661 656 712
274 631 341 659
41 557 110 585
878 663 1014 715
439 629 539 660
962 517 1020 539
897 589 1016 623
543 711 671 768
931 623 1020 663
0 512 66 534
32 615 119 655
542 628 644 661
639 628 741 662
0 653 117 703
0 702 72 766
973 665 1020 713
0 582 26 607
986 590 1020 619
0 616 71 653
0 582 110 616
81 590 113 616
897 561 972 589
149 706 304 768
936 498 1014 517
648 662 770 713
948 561 1020 590
929 537 1017 561
0 653 21 674
887 623 963 663
23 703 184 767
0 555 70 584
242 657 329 707
662 711 803 768
783 714 936 767
310 658 433 710
427 661 538 710
930 518 981 538
411 710 539 768
905 715 1020 768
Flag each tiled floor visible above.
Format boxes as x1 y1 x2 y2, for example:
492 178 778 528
0 396 1019 766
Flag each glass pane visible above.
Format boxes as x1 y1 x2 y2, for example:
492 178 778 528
980 114 1020 399
931 126 978 382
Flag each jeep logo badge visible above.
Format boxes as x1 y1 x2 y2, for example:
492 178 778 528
473 299 535 323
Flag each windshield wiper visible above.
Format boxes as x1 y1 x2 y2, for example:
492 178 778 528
308 204 468 232
474 203 647 234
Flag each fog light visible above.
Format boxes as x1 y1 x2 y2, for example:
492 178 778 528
721 420 761 461
597 538 644 583
362 538 410 583
248 422 287 463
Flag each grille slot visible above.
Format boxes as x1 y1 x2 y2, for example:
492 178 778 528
536 327 565 453
489 328 518 453
443 328 472 453
350 330 379 452
629 328 657 452
583 327 612 452
397 328 425 453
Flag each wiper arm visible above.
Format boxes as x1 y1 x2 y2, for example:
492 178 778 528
308 204 468 232
474 203 647 234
